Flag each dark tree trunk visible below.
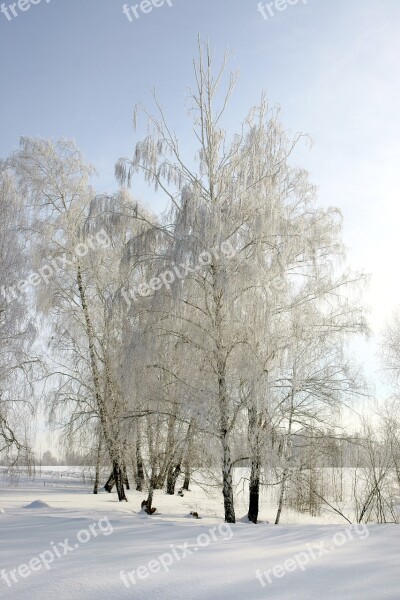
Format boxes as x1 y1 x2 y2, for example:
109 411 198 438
182 462 191 491
145 473 158 514
93 434 102 495
104 470 114 493
248 459 260 524
122 462 130 490
221 430 236 523
113 461 128 502
146 488 153 513
182 422 194 491
247 405 261 523
166 464 181 495
104 461 127 501
135 444 145 492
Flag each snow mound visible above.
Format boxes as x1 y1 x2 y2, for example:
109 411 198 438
238 514 269 524
23 500 51 509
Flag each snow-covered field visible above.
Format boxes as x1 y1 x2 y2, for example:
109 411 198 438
0 468 398 599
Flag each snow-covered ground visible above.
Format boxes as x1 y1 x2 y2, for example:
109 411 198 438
0 468 398 599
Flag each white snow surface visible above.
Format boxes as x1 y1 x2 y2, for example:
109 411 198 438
0 467 398 599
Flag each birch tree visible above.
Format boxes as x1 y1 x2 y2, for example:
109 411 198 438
11 139 134 499
0 163 36 461
116 40 367 522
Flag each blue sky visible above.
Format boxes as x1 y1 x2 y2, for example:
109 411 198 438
1 0 400 448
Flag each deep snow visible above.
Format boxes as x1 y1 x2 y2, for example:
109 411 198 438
0 468 398 599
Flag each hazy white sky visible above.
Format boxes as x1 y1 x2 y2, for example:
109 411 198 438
1 0 399 449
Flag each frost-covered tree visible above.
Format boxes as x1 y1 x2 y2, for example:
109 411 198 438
273 302 366 524
11 139 136 500
0 163 36 462
116 41 367 523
